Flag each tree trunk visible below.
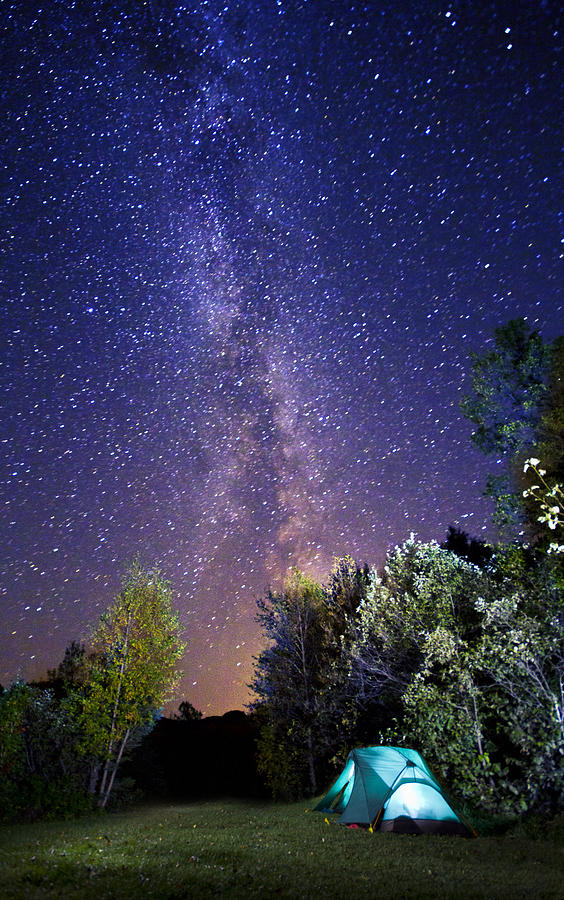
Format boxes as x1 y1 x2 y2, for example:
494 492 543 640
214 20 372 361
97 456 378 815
98 608 134 800
469 685 495 790
297 606 317 795
24 733 35 774
88 761 101 795
98 748 112 800
100 728 130 809
306 725 317 795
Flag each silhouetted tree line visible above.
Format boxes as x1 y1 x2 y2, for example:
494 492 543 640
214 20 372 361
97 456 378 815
124 709 267 800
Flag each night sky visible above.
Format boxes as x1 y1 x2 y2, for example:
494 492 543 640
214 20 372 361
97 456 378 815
1 1 562 715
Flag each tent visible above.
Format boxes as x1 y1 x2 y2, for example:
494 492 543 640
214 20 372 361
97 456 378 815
315 746 472 836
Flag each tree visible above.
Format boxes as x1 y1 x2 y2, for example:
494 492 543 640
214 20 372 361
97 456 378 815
346 538 505 808
0 682 33 817
349 537 483 708
523 458 564 555
471 547 564 813
344 536 564 815
0 680 92 820
175 700 203 721
0 563 185 820
460 318 553 533
400 630 497 810
324 556 370 637
79 561 185 808
250 569 327 799
441 526 493 568
47 641 91 692
316 556 372 758
251 558 372 798
535 335 564 485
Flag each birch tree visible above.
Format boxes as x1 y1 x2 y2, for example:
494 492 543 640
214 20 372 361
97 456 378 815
80 561 184 807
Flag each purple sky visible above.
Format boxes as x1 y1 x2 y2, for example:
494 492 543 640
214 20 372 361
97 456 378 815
1 1 561 714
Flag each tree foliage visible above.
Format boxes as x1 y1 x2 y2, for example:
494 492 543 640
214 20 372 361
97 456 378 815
0 681 92 820
350 537 482 700
346 538 563 816
536 335 564 484
461 319 550 457
523 458 564 554
250 534 562 816
441 526 493 568
250 559 370 799
472 547 563 812
47 640 91 690
250 569 326 799
80 560 185 807
248 318 563 817
460 318 554 533
0 682 33 792
0 560 185 820
348 538 485 751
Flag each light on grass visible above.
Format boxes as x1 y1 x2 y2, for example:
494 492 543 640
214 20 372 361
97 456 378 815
2 800 563 897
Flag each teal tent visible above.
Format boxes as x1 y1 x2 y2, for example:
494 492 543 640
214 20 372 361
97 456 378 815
315 746 472 836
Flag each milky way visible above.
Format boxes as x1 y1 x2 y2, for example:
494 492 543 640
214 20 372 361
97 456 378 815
1 1 562 714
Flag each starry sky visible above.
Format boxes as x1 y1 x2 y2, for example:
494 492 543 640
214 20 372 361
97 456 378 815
1 1 562 715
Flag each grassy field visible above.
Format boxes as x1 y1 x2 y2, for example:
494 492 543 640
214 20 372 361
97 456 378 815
1 799 563 899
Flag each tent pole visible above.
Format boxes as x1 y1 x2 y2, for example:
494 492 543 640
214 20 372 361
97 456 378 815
371 762 409 832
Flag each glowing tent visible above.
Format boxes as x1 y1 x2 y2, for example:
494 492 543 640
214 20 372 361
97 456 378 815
315 746 472 835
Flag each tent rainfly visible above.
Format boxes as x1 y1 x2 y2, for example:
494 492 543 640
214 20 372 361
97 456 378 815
315 746 472 836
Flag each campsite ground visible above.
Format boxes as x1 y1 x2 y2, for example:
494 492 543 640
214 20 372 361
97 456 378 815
1 799 563 899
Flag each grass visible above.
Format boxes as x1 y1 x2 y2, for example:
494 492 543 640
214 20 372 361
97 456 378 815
1 799 563 899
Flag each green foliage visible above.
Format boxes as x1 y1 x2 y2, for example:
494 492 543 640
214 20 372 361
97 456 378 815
251 560 369 799
314 556 372 767
251 569 327 798
536 335 564 486
0 682 34 820
0 682 93 822
0 681 30 783
373 540 491 802
255 720 304 801
250 530 561 818
0 560 185 821
324 556 370 638
47 641 90 689
249 317 562 818
347 537 563 817
461 318 550 458
79 560 185 807
522 458 564 553
460 318 554 534
472 548 564 813
401 666 496 807
350 537 483 706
